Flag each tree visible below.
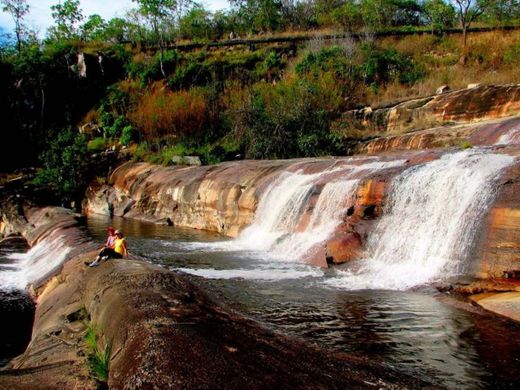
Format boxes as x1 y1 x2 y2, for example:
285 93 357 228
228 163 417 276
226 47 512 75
330 1 364 32
481 0 520 24
453 0 497 56
49 0 84 40
81 14 106 41
34 127 90 207
280 0 318 30
133 0 175 77
1 0 29 52
180 6 213 39
423 0 456 33
229 0 283 32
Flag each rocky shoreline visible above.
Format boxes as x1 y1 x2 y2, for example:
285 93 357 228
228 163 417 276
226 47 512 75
0 204 432 389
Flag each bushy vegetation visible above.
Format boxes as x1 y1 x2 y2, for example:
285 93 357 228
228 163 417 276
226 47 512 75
33 127 90 206
1 0 520 206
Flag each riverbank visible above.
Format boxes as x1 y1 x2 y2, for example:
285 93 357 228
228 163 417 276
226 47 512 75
0 203 430 389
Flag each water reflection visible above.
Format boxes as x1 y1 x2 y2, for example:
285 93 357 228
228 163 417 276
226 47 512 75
87 215 520 388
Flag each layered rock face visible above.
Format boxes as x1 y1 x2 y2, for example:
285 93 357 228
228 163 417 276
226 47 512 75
84 159 290 237
85 147 520 280
344 84 520 139
359 116 520 154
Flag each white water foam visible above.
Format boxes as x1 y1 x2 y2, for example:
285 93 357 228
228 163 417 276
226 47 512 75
172 159 407 280
0 235 72 291
495 127 520 145
325 150 515 290
175 265 324 281
235 159 406 259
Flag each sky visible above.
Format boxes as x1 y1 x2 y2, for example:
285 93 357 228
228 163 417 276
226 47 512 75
0 0 230 37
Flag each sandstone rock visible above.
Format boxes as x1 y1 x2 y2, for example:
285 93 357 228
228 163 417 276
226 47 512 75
171 155 202 166
359 115 520 154
326 232 363 265
471 292 520 322
436 85 450 95
342 84 520 137
478 162 520 279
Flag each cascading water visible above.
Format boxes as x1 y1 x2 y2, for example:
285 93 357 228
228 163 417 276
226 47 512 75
327 149 515 290
0 234 72 291
236 159 406 260
175 158 406 280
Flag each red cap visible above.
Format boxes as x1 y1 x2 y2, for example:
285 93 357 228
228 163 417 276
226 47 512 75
107 227 115 233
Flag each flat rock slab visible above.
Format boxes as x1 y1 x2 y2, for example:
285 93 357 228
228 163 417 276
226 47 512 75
471 292 520 322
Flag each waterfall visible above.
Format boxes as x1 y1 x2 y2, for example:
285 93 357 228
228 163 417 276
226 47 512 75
236 159 406 259
326 150 515 290
0 234 72 291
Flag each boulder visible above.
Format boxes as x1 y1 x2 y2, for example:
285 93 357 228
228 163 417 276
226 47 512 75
326 232 363 265
171 155 202 166
436 85 450 95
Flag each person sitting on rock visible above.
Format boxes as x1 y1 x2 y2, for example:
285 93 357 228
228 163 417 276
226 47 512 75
104 226 117 248
86 229 127 267
85 227 116 266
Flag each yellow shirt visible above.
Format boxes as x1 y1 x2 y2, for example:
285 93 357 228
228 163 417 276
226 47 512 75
114 238 126 256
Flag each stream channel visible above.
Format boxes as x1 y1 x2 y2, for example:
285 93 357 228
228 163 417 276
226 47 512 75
87 215 520 389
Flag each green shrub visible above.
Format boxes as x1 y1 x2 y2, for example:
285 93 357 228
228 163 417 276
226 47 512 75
459 139 473 150
296 46 353 80
120 125 135 146
33 127 90 206
360 44 425 85
140 50 179 82
167 58 210 89
236 78 340 159
131 142 148 161
158 144 193 165
87 137 109 152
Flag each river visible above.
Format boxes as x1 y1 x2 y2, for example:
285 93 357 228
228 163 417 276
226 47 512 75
86 214 520 389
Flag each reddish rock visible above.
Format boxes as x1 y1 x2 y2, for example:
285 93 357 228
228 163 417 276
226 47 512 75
478 161 520 279
342 85 520 151
326 232 363 265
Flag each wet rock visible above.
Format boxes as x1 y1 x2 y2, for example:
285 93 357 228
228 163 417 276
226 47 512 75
326 232 363 265
471 292 520 322
478 162 520 279
0 207 427 388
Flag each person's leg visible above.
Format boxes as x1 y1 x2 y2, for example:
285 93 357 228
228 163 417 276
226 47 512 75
89 248 115 267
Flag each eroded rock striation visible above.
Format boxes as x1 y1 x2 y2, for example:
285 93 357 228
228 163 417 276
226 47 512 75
344 84 520 139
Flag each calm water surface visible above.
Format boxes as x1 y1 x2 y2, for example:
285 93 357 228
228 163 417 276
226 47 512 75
87 215 520 389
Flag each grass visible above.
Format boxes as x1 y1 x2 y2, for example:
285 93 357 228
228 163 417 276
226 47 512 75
370 30 520 106
128 83 211 141
87 137 109 153
459 139 473 150
85 323 111 384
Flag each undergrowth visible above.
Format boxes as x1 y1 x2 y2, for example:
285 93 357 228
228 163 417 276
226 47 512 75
85 323 111 385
